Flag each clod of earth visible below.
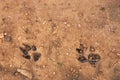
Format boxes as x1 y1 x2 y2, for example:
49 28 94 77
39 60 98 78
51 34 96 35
78 56 87 63
57 62 64 66
100 7 105 11
33 53 41 62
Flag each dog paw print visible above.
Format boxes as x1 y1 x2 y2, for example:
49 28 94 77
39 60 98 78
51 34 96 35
19 43 41 62
76 44 101 67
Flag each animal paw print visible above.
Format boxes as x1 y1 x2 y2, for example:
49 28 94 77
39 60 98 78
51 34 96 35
76 44 101 66
19 43 41 62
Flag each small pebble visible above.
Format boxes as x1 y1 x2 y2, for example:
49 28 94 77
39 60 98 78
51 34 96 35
24 28 29 34
89 46 95 52
100 7 105 11
10 64 12 67
66 53 69 55
17 69 32 79
33 53 41 62
53 72 56 75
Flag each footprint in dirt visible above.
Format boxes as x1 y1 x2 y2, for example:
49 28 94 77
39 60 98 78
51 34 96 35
60 66 91 80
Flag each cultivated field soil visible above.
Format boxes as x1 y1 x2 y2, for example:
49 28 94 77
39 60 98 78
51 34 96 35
0 0 120 80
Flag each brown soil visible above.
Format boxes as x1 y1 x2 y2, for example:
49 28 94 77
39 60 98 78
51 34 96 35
0 0 120 80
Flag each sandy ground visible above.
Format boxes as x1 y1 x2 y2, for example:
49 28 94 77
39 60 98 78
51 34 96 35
0 0 120 80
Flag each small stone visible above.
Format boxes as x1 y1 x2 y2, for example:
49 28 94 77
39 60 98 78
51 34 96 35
53 72 56 75
3 32 7 36
17 69 32 79
24 28 29 34
78 24 81 28
10 64 12 67
89 46 95 52
100 7 105 11
66 53 69 55
42 65 46 68
64 22 67 25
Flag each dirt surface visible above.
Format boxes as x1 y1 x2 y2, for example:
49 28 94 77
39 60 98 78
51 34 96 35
0 0 120 80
